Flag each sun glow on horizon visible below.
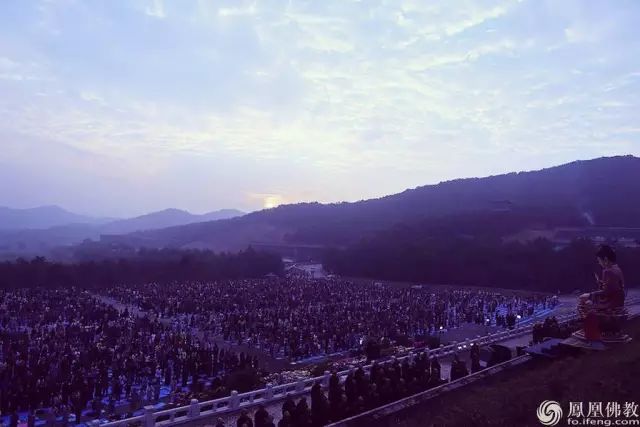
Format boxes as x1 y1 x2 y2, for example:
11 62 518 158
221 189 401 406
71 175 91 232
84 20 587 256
263 195 284 209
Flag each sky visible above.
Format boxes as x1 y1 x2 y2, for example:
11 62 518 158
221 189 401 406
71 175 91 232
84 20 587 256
1 0 639 218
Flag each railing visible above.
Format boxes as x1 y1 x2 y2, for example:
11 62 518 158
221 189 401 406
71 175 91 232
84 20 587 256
99 299 640 427
326 354 533 426
326 297 640 427
97 322 557 427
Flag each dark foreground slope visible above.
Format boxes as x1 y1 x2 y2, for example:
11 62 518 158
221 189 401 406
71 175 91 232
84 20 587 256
373 318 640 427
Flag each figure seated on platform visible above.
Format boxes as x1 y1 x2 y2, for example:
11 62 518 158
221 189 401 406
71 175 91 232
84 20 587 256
575 245 630 344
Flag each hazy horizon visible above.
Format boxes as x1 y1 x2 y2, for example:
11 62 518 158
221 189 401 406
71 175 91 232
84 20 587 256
2 154 636 219
0 204 247 220
2 1 639 217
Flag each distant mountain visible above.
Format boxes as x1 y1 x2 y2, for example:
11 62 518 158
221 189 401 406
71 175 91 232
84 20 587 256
103 156 640 252
0 205 109 230
0 208 244 258
101 208 244 234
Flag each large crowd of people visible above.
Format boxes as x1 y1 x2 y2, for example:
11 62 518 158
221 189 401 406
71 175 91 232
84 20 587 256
0 278 556 426
104 278 556 361
0 288 259 424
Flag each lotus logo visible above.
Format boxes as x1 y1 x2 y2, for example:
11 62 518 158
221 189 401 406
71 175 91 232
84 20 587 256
537 400 563 426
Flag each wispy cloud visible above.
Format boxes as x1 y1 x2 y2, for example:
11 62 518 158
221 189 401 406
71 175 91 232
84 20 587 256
145 0 165 18
0 0 638 216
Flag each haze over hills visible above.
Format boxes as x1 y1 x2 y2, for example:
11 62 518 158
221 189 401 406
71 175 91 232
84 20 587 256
101 208 244 234
0 208 244 257
0 205 111 230
2 156 638 259
102 156 640 252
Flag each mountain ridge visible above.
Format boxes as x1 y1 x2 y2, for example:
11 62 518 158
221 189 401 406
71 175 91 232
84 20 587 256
0 205 111 230
3 156 638 258
0 207 245 257
103 155 640 252
101 208 244 234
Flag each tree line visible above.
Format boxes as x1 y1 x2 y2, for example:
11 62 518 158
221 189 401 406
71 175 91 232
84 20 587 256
323 233 640 293
0 247 283 289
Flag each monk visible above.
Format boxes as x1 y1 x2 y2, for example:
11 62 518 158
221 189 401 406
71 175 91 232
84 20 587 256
591 245 625 308
578 245 626 341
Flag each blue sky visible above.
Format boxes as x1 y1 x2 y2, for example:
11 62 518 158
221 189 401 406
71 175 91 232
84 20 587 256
1 0 639 217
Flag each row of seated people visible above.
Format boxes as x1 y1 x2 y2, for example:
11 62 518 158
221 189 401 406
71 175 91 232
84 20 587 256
531 316 576 344
104 278 555 361
215 351 479 427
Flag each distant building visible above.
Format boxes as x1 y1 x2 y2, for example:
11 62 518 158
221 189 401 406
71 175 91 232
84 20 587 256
504 227 640 248
285 262 327 279
551 227 640 248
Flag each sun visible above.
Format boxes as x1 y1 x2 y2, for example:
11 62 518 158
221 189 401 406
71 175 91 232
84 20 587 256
263 195 282 209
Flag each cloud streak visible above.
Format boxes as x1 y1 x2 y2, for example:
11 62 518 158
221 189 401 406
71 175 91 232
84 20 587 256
0 0 639 216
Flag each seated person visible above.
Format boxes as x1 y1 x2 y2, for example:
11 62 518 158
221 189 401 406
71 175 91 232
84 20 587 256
591 245 625 308
577 245 626 340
